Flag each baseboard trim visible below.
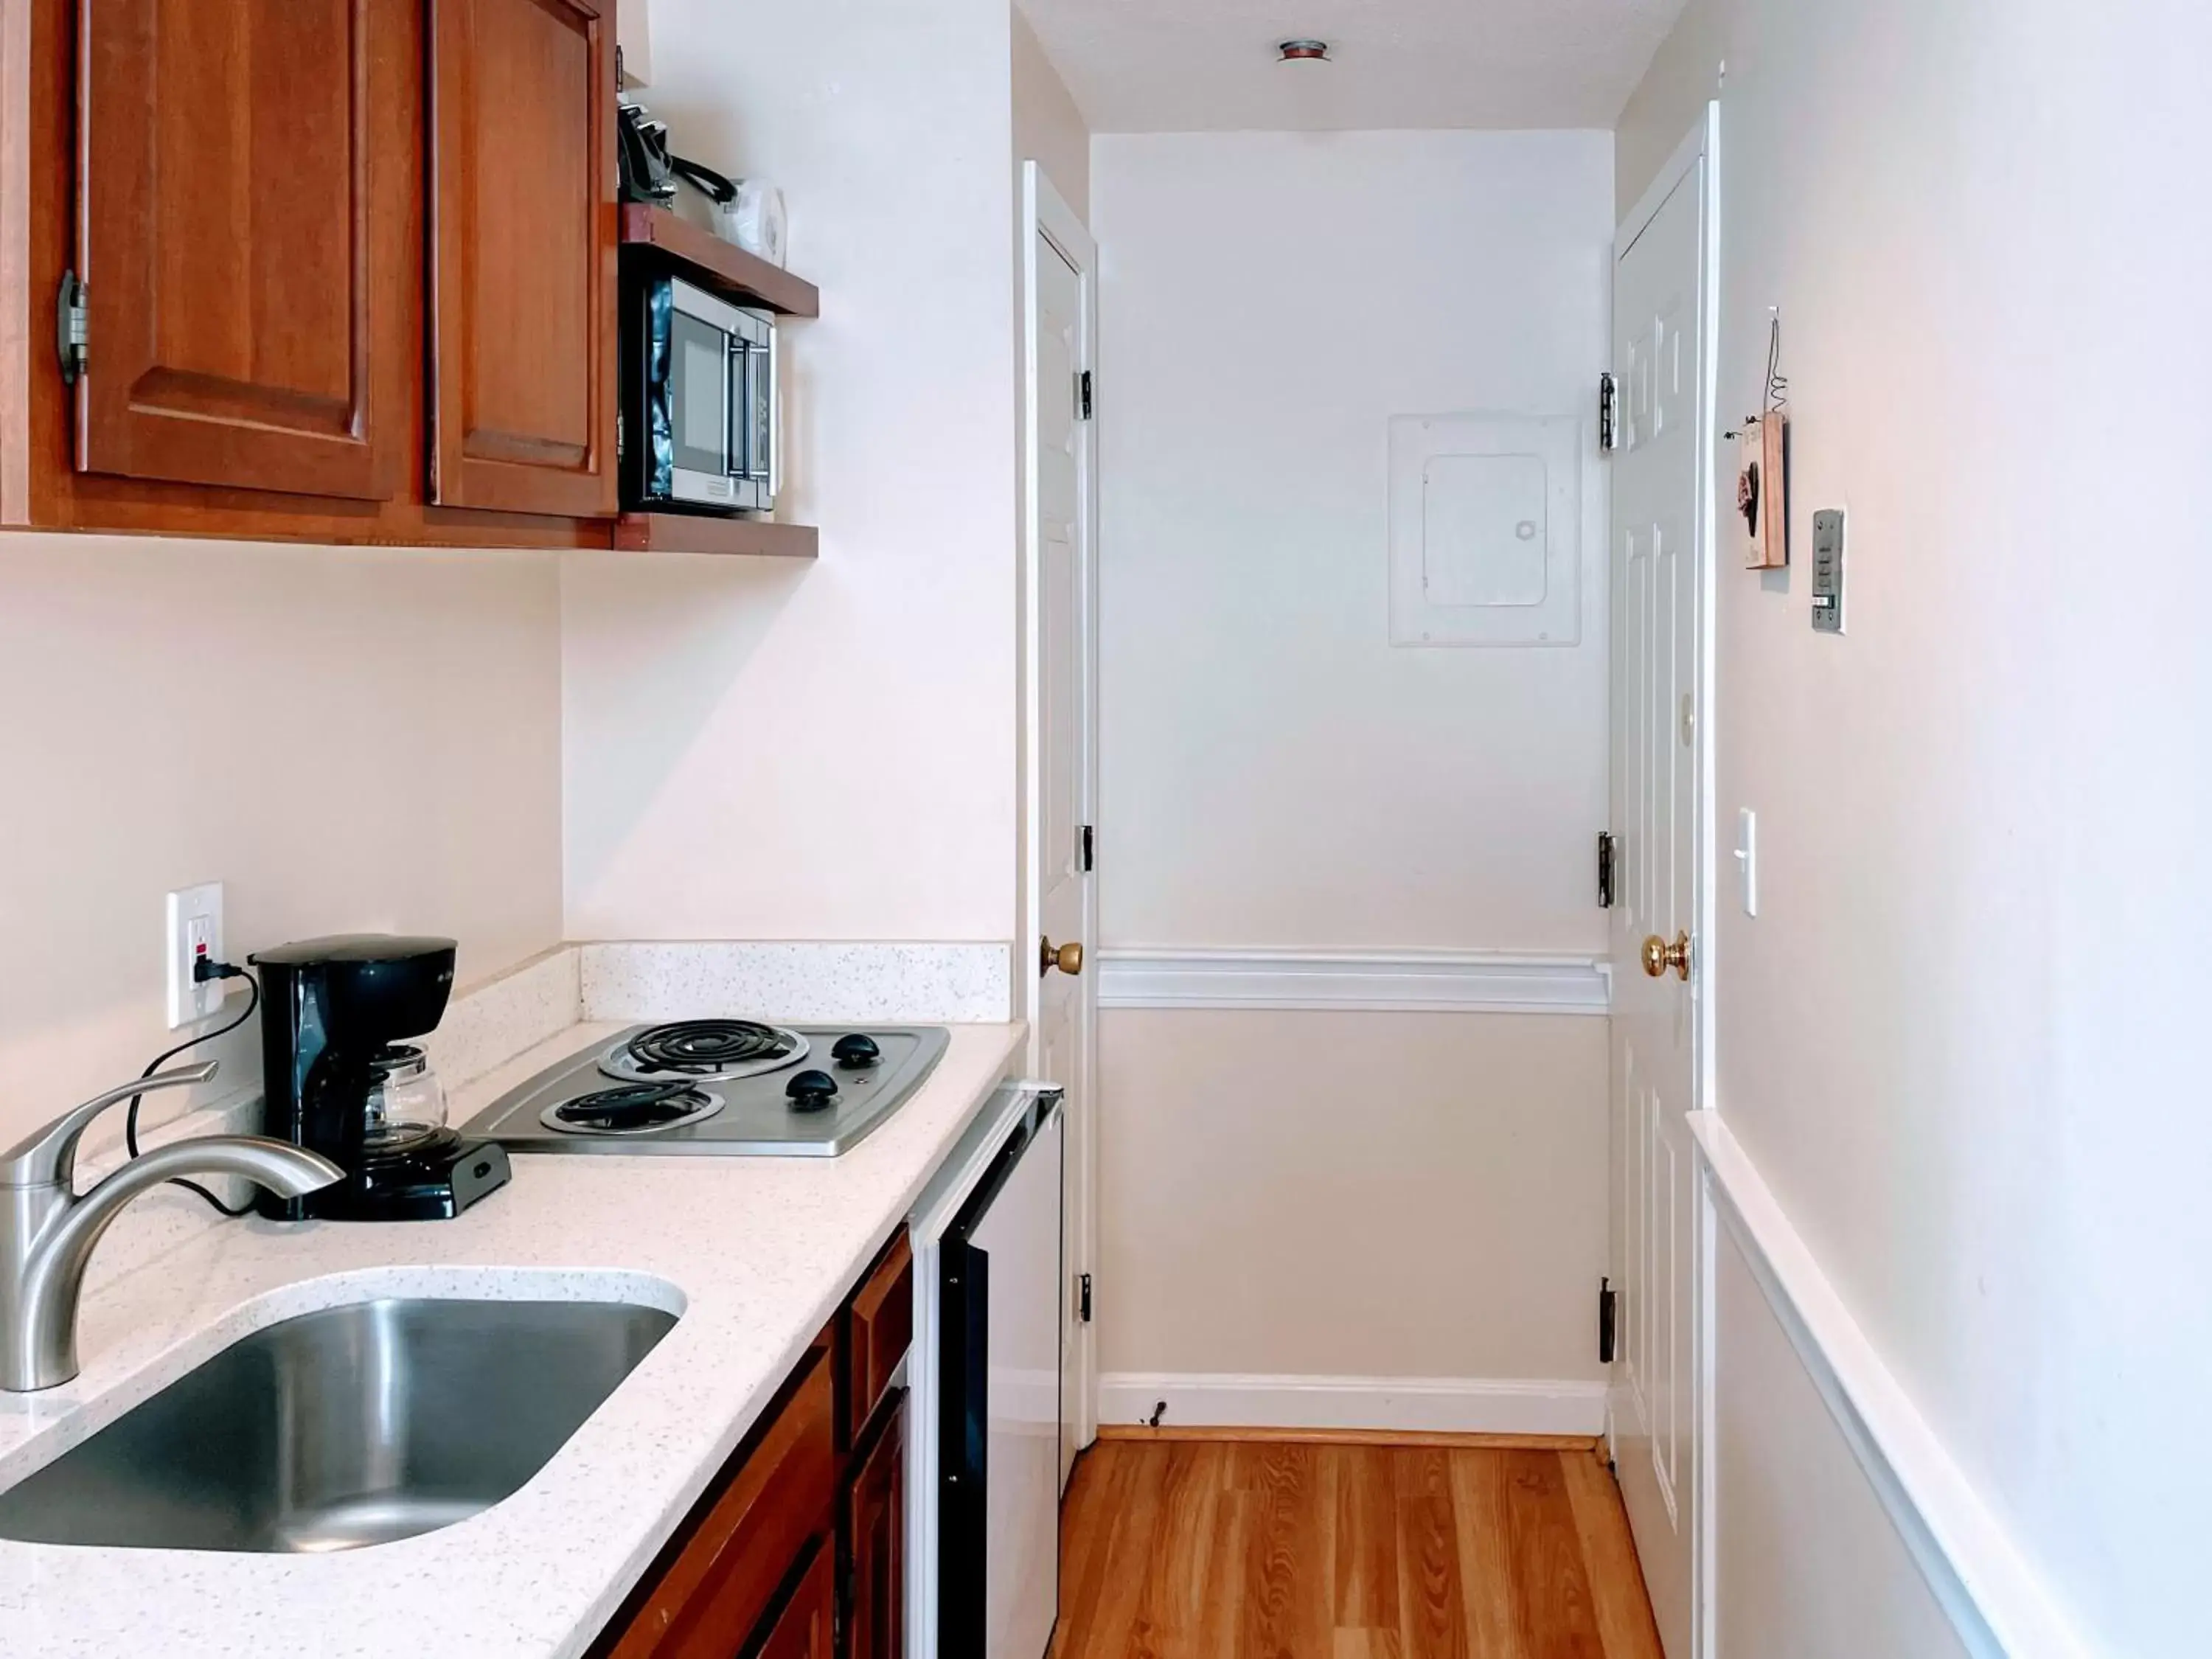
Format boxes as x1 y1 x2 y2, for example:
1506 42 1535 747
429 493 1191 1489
1098 1372 1607 1438
1094 1425 1603 1453
1691 1111 2095 1659
1095 949 1612 1015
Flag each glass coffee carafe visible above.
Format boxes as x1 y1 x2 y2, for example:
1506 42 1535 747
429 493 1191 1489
362 1045 451 1156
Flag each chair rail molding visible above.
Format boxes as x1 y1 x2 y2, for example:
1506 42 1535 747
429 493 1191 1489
1096 947 1611 1015
1690 1110 2097 1659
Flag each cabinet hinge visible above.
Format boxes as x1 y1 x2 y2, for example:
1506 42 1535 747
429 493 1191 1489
1598 372 1619 452
1079 824 1095 873
1597 831 1618 909
1599 1277 1617 1365
1078 1273 1093 1324
1079 369 1093 420
56 271 87 385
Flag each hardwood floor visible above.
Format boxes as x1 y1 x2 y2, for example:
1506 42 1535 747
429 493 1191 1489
1053 1436 1666 1659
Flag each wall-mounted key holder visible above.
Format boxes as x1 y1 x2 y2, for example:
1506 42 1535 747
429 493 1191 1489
1735 414 1790 568
1733 313 1792 570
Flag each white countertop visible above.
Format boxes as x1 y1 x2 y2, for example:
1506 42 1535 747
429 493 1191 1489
0 1019 1026 1658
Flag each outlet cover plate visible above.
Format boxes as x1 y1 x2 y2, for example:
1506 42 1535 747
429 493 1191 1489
164 882 226 1029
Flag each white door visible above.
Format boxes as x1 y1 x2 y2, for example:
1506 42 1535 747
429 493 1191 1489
1022 161 1098 1492
1608 109 1716 1659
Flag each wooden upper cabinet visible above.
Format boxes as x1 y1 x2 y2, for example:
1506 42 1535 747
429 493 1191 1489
426 0 617 517
74 0 400 499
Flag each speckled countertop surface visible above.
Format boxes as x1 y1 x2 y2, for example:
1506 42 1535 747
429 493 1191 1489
0 1019 1025 1658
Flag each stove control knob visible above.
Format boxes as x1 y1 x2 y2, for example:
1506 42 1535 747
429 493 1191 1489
786 1069 840 1112
832 1033 882 1069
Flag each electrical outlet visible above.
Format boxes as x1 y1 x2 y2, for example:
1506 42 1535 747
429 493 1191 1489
164 882 227 1029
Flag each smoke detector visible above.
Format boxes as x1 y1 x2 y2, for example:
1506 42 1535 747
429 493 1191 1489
1277 39 1330 63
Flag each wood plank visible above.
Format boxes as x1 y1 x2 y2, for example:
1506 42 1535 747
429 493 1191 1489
619 204 820 317
1093 1425 1605 1454
1500 1450 1606 1659
1137 1441 1225 1649
1329 1445 1400 1633
1446 1450 1521 1659
611 512 818 557
1394 1449 1470 1659
1559 1451 1667 1659
1062 1441 1169 1659
1245 1443 1331 1659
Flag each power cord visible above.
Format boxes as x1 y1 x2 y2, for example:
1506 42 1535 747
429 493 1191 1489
123 958 262 1217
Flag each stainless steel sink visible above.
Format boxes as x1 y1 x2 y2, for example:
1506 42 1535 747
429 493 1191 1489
0 1298 677 1553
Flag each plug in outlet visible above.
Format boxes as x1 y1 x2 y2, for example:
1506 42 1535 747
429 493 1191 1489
164 883 227 1029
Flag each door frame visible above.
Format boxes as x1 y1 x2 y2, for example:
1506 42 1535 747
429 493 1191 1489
1609 100 1722 1659
1019 159 1100 1462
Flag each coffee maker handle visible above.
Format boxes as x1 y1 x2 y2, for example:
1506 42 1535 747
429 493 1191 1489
0 1063 218 1192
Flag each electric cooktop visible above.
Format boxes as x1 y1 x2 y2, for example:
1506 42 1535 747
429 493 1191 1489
459 1020 950 1158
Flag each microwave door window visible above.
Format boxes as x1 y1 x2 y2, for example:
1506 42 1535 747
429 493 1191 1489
670 313 731 479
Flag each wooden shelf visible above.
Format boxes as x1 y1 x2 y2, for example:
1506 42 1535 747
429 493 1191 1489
619 206 819 317
612 512 819 558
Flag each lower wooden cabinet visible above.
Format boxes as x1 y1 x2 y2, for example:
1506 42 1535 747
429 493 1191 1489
843 1393 905 1659
757 1544 836 1659
591 1228 912 1659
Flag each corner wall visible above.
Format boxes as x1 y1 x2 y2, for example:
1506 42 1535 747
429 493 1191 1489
1620 0 2212 1651
563 0 1021 950
1091 130 1615 1422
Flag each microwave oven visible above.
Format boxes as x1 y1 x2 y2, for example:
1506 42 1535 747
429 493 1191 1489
624 272 779 514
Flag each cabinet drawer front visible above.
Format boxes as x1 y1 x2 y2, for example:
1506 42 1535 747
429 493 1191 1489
845 1229 913 1442
76 0 402 499
604 1344 834 1658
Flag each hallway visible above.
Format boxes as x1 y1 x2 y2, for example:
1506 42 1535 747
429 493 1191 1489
1054 1435 1665 1658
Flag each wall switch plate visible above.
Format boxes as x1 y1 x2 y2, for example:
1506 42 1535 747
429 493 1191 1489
164 882 226 1029
1812 508 1846 633
1734 809 1759 917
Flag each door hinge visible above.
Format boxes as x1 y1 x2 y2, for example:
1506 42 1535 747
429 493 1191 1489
1599 371 1619 452
1597 831 1618 909
1078 1273 1093 1324
55 271 87 385
1079 369 1093 420
1599 1277 1617 1365
1079 824 1095 873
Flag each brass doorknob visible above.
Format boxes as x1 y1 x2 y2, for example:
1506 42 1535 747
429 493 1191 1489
1040 937 1085 977
1641 931 1691 982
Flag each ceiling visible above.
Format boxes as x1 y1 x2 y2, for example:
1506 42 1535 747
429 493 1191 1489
1018 0 1687 133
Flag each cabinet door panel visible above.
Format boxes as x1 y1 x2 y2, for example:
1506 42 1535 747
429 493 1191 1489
77 0 397 498
843 1394 905 1659
758 1544 834 1659
428 0 616 515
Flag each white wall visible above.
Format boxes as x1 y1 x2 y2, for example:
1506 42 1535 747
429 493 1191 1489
1092 131 1614 1402
1620 1 2212 1652
1714 1236 1970 1659
1099 1007 1607 1383
1096 131 1613 951
0 537 563 1147
563 0 1020 949
1012 6 1088 224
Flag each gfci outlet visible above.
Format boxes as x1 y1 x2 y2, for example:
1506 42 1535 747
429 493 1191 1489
164 882 227 1029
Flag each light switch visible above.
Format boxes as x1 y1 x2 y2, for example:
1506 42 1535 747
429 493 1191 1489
1734 809 1759 917
1812 509 1846 633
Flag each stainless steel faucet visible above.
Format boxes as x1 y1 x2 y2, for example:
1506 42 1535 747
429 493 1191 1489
0 1062 343 1392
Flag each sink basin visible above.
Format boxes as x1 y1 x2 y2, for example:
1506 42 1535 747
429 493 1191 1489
0 1298 676 1553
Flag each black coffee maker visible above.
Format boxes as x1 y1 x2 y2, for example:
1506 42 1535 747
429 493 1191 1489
251 935 511 1222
